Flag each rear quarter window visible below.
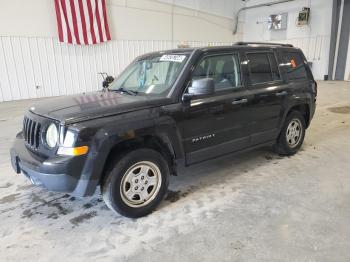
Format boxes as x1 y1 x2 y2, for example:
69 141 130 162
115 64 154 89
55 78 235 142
281 52 307 80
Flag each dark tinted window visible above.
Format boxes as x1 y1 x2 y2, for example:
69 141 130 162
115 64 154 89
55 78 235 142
192 54 241 91
247 53 276 84
268 53 281 81
282 52 307 80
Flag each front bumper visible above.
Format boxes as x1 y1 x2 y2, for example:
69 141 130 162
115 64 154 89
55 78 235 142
10 134 97 197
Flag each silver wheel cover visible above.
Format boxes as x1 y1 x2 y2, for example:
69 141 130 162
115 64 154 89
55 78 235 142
286 118 303 148
120 161 162 208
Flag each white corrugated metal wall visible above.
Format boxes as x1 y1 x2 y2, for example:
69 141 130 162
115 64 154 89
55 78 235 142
0 35 329 102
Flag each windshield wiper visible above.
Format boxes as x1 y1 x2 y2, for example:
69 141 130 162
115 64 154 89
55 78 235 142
112 87 138 96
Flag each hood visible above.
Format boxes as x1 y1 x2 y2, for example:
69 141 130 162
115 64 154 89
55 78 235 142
29 91 168 124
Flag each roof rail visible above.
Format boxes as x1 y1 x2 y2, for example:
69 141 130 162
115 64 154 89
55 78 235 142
234 42 293 47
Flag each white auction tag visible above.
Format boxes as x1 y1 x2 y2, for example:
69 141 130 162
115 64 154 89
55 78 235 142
160 55 186 63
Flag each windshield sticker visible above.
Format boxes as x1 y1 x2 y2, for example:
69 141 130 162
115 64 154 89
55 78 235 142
160 55 186 63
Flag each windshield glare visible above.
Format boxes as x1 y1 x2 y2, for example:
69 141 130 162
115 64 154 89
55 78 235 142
109 54 189 96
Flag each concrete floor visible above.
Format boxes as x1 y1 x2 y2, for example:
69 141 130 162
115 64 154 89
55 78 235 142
0 81 350 261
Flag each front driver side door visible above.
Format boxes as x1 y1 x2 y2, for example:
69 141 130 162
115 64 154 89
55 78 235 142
174 52 253 165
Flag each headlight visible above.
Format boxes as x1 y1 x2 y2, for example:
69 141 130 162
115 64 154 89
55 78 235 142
62 130 76 147
46 123 58 148
57 129 89 156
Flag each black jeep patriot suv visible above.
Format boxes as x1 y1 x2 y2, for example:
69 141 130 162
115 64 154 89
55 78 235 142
10 42 316 218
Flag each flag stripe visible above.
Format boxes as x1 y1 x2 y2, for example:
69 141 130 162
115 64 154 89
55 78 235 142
64 0 75 44
60 0 73 43
77 0 89 45
58 0 68 42
69 0 81 44
86 0 97 44
74 0 86 44
91 0 100 43
54 0 64 42
97 0 106 42
54 0 111 45
82 0 93 44
95 0 104 43
101 0 111 40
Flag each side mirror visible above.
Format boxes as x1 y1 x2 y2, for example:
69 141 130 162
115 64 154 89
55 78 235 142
103 75 115 88
182 78 215 102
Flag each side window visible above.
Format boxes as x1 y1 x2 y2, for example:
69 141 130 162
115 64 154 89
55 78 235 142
247 53 279 84
268 53 281 81
192 54 241 91
282 52 307 80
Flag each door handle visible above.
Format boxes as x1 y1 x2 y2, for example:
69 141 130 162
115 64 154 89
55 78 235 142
275 91 288 97
232 98 248 105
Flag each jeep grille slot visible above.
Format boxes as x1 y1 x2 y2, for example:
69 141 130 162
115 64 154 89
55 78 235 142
23 116 41 149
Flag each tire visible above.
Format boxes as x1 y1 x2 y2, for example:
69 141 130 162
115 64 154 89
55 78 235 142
274 111 306 156
101 148 170 218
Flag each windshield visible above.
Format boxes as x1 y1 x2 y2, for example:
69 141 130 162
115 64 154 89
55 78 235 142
109 54 189 96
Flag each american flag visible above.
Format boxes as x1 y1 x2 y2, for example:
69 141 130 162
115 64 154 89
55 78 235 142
54 0 111 45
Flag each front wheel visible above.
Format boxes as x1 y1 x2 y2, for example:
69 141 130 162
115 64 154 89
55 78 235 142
274 111 306 156
101 148 170 218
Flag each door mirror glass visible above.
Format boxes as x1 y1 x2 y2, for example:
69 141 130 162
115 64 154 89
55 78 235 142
182 78 215 102
189 78 215 96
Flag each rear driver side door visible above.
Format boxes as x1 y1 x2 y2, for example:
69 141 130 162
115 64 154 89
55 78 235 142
244 51 288 145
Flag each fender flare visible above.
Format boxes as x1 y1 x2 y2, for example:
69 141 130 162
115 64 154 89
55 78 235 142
80 115 185 193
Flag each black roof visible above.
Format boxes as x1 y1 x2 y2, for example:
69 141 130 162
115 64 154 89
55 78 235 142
137 42 299 59
234 42 293 47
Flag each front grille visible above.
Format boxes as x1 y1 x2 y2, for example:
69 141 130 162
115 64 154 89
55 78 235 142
23 116 41 149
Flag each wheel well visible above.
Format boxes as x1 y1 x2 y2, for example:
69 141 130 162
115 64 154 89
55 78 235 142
288 104 310 127
100 135 176 184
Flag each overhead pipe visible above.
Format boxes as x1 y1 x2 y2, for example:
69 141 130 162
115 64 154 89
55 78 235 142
233 0 296 35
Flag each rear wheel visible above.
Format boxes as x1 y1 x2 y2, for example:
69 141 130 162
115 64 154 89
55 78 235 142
274 111 306 156
101 148 169 218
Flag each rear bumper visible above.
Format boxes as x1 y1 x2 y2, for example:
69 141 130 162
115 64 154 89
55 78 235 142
10 133 97 197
